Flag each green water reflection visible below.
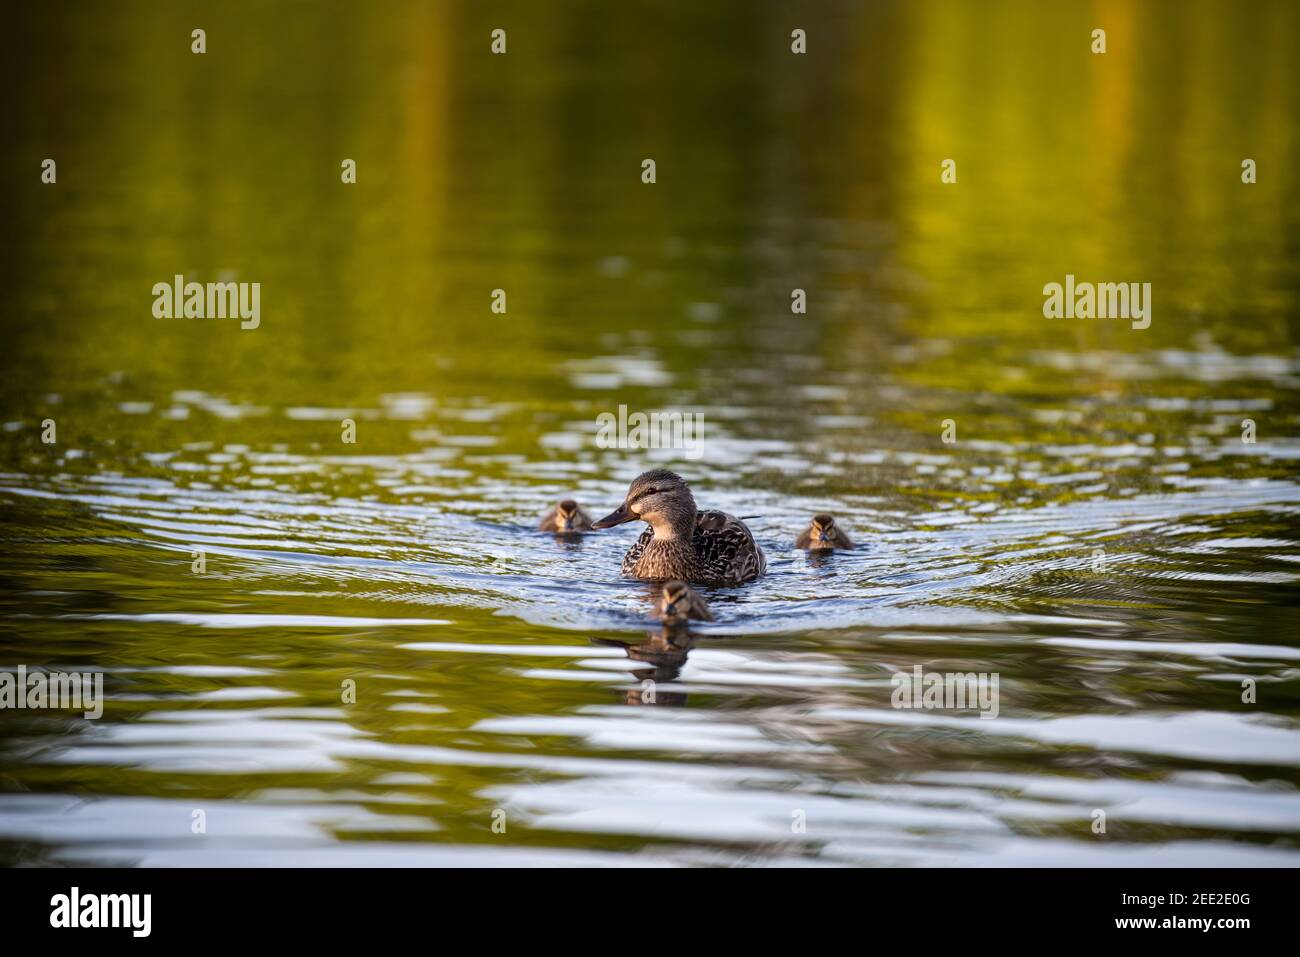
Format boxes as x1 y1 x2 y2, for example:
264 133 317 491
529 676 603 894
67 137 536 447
1 0 1298 865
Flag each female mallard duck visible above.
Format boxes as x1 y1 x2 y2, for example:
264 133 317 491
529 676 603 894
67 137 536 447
538 498 594 532
656 579 713 623
795 513 855 550
592 469 766 585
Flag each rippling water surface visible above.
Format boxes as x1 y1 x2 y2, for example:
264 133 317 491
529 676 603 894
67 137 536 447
2 0 1299 866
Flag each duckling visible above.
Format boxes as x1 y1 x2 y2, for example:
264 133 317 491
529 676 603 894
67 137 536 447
591 469 766 585
655 579 713 623
538 498 594 533
795 512 855 550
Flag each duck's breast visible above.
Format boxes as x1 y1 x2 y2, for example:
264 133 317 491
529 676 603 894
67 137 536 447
621 525 654 575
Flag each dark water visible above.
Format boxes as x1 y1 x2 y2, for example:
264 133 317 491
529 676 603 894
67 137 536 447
2 0 1299 866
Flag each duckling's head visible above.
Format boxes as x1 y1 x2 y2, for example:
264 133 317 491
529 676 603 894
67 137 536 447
592 469 697 536
556 499 582 531
810 513 837 543
660 579 692 618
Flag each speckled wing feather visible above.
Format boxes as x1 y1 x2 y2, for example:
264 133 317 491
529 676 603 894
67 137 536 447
691 510 766 585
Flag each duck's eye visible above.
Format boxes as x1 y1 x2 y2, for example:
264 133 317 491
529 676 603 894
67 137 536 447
644 488 657 496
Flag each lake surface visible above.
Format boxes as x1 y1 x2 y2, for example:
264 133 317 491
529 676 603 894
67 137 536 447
2 0 1299 866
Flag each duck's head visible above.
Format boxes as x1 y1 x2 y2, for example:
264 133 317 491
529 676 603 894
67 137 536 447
555 499 583 531
592 469 697 535
809 513 837 543
659 579 692 618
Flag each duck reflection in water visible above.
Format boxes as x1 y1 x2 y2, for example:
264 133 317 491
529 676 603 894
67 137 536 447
592 580 714 707
594 625 695 707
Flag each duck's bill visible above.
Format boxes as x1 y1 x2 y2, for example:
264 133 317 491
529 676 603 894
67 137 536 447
592 504 637 528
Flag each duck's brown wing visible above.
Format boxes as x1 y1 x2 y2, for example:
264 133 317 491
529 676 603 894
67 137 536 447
537 507 559 531
692 511 766 585
794 526 814 549
621 525 655 575
696 509 728 532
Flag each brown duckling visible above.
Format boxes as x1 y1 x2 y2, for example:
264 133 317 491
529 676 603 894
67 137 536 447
591 469 766 585
538 498 594 533
795 513 855 550
655 579 713 624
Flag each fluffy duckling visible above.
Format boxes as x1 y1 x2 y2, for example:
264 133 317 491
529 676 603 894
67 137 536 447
592 469 766 586
795 513 855 550
655 579 713 624
538 498 594 533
